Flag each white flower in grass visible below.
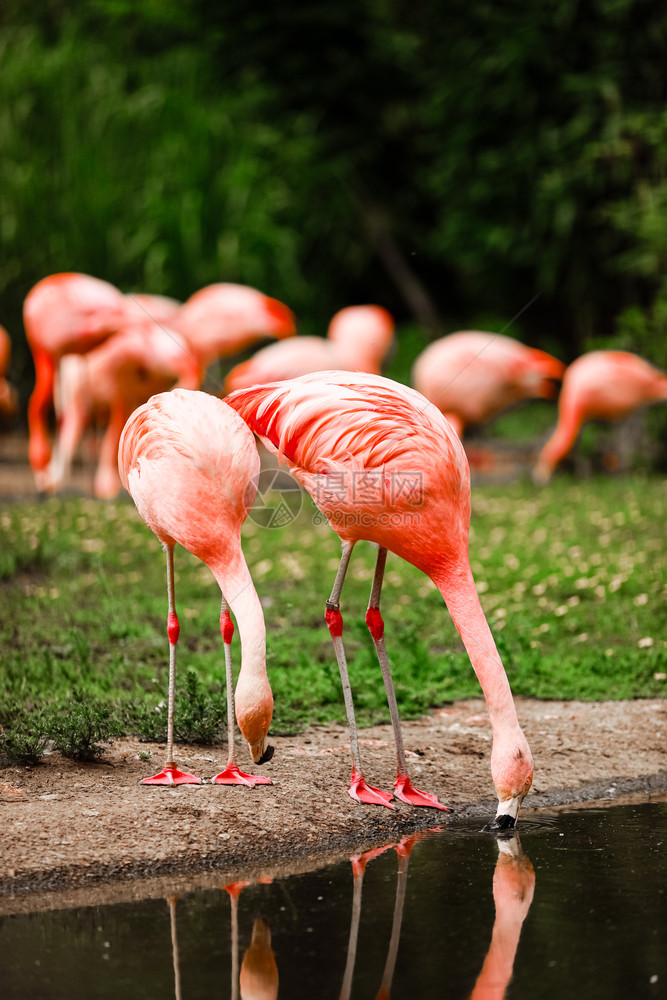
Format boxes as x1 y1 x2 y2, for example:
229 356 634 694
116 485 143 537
633 593 648 606
554 605 568 616
638 637 654 648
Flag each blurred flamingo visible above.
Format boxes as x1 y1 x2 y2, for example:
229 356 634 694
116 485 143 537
124 292 182 324
227 371 533 827
0 324 18 419
50 320 200 498
40 280 294 497
225 305 394 392
23 272 136 489
118 389 274 785
533 350 667 482
169 282 296 373
412 331 565 438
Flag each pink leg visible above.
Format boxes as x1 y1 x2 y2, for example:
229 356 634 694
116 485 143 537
326 542 394 808
142 546 201 785
366 547 448 811
211 598 271 786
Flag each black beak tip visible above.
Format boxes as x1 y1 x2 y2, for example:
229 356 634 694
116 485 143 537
257 744 274 765
482 813 516 834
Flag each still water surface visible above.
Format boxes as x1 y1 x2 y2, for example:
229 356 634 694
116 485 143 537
1 801 665 1000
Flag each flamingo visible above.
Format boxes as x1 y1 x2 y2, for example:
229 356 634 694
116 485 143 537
169 282 296 372
533 350 667 483
123 292 182 324
50 320 200 498
23 272 136 489
0 324 18 419
412 331 565 438
118 388 274 785
225 305 394 392
226 371 533 827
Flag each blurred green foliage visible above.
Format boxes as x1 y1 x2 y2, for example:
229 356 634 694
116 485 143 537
0 1 666 427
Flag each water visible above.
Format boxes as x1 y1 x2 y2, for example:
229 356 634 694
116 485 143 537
1 801 665 1000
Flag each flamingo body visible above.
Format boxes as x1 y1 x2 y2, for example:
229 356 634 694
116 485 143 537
534 350 667 482
225 305 394 392
227 371 533 825
52 320 200 497
119 389 273 781
0 325 17 418
124 292 182 324
412 331 565 437
172 283 296 369
24 272 135 486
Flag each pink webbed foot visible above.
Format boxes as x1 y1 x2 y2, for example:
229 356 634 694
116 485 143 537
394 774 449 811
349 768 395 808
211 763 271 786
141 765 202 786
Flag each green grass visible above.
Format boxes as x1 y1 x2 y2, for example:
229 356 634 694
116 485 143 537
0 475 665 759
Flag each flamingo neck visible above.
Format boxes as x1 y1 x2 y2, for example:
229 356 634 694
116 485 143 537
430 565 521 738
214 555 267 678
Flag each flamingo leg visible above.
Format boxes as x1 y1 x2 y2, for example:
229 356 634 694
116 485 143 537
166 895 183 1000
326 542 394 808
142 545 201 785
212 597 271 786
365 547 448 811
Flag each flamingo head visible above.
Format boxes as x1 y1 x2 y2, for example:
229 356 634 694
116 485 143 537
484 735 534 831
235 674 274 765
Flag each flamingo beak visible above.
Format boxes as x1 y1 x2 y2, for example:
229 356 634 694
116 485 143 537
482 791 525 833
248 736 274 765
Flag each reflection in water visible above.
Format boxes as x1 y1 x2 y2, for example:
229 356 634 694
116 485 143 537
166 895 182 1000
240 917 279 1000
470 835 535 1000
2 802 664 1000
164 834 534 1000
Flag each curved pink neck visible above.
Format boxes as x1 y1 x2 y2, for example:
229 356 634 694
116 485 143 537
431 564 521 737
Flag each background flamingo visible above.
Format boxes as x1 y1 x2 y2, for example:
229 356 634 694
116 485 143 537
412 331 565 438
227 370 533 827
0 324 18 419
124 292 182 324
50 320 201 497
225 305 394 392
118 388 274 785
533 350 667 483
23 272 135 488
169 282 296 373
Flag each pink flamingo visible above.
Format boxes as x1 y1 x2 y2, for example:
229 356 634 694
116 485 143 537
412 331 565 438
23 272 135 489
118 388 274 785
225 305 394 392
533 350 667 482
51 320 200 498
169 283 296 371
123 292 182 324
0 324 18 419
227 371 533 827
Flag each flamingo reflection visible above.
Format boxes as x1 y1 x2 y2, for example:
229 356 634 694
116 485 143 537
469 834 535 1000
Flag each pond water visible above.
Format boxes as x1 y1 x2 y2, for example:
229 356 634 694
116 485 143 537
1 800 665 1000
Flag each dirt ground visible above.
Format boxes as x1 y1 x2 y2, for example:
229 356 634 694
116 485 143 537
1 432 666 915
1 697 666 915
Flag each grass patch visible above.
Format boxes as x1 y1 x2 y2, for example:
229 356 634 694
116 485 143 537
0 476 665 756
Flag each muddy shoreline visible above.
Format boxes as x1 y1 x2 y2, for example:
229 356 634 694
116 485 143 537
2 697 665 915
